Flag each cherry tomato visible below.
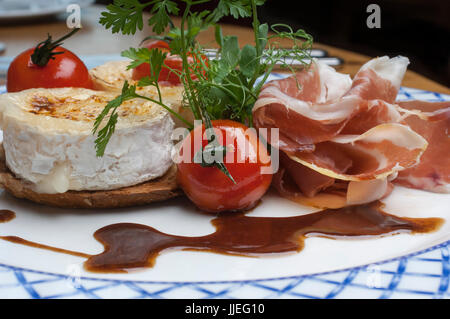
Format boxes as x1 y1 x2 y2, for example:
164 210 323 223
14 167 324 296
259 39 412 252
132 40 207 86
7 46 93 92
140 39 171 51
176 120 273 213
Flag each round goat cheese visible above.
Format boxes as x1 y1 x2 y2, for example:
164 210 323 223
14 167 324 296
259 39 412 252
0 87 174 194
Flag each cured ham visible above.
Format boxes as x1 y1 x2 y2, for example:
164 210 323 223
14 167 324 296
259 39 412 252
274 152 395 208
394 100 450 193
253 56 408 150
287 123 427 181
253 56 443 207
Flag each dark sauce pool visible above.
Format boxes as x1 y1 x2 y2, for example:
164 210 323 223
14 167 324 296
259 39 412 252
0 210 15 223
0 201 444 273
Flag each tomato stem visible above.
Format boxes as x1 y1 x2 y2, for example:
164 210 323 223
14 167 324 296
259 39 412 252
31 28 80 67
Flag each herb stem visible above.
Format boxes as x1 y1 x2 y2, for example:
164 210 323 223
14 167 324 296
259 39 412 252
154 79 163 104
137 93 193 129
251 0 260 56
247 0 261 91
254 64 275 95
190 0 211 5
179 3 203 122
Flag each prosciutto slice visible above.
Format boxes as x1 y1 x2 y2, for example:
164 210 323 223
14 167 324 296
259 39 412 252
253 56 434 207
394 100 450 193
275 151 395 208
253 56 407 151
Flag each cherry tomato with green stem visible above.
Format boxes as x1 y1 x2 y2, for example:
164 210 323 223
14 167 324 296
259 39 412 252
176 120 273 213
7 28 93 92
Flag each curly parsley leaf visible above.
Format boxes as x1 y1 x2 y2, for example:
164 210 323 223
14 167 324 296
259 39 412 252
99 0 145 35
93 81 139 156
121 47 153 69
210 0 252 21
148 0 179 34
121 47 168 80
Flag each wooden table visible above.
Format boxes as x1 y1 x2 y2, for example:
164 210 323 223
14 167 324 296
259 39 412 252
1 4 448 94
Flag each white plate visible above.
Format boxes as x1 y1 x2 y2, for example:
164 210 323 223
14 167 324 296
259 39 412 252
0 0 94 21
0 74 449 299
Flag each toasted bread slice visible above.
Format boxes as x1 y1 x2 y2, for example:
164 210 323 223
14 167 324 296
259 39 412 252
0 143 181 209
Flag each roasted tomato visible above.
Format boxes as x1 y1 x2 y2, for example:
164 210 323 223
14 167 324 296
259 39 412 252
176 120 273 213
132 39 207 86
7 30 92 92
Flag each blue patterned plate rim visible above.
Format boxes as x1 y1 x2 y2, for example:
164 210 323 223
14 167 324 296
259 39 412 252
0 238 449 285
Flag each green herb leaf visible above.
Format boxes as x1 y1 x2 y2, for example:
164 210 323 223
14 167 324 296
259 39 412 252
136 76 154 87
121 47 151 69
214 25 224 48
187 11 211 39
239 44 257 78
99 0 145 35
256 23 268 55
148 0 179 34
121 47 168 83
210 0 252 21
221 36 240 67
93 81 139 156
166 28 183 55
148 48 168 81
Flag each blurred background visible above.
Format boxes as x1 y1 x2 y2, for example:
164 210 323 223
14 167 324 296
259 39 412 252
257 0 450 87
0 0 449 87
95 0 450 86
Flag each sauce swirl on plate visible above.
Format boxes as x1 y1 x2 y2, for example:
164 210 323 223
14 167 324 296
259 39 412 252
0 202 444 273
0 210 15 223
85 201 443 273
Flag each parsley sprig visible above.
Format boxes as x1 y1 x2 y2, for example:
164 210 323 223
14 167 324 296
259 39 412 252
92 48 193 156
94 0 313 181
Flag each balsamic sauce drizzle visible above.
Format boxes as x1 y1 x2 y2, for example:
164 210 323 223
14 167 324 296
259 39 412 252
0 201 444 273
0 210 15 223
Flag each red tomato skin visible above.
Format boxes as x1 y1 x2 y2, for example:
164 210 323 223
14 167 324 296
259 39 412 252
132 40 181 86
132 40 207 86
7 46 93 92
132 57 183 86
176 120 273 213
140 39 171 51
